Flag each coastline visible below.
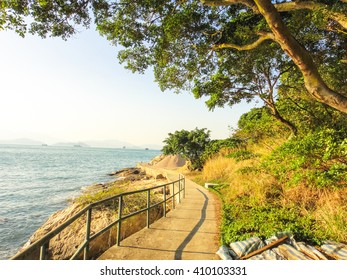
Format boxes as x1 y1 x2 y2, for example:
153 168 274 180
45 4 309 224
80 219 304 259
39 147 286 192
12 157 171 260
0 145 161 260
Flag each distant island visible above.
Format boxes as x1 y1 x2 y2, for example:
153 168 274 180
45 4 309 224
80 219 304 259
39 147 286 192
0 138 162 150
54 142 89 148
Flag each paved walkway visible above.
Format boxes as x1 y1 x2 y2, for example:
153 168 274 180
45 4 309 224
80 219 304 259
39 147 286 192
98 168 220 260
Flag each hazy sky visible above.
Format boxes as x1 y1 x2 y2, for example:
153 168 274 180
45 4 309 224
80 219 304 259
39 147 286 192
0 27 255 146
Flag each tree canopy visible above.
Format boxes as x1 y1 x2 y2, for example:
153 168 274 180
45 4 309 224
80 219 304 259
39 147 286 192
1 1 346 113
162 128 211 170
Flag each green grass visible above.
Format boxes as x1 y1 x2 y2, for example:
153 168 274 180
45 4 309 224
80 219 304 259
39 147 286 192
75 181 129 206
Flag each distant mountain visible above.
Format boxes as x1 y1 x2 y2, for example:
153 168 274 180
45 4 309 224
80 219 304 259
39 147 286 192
0 137 162 150
53 142 89 147
0 138 44 146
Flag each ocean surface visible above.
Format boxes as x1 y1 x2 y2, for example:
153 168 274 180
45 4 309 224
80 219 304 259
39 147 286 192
0 144 160 260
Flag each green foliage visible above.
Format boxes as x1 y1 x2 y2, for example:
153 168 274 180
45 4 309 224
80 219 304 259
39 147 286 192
162 131 248 170
0 0 93 39
162 127 210 170
202 138 243 160
237 106 288 140
76 181 127 206
192 40 294 117
221 202 326 245
226 150 258 162
264 128 347 188
236 166 261 175
275 97 347 135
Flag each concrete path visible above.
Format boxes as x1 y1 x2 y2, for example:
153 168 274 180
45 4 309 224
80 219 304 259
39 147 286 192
98 169 220 260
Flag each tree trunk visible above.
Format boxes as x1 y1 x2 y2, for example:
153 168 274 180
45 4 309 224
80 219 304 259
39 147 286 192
269 105 297 137
253 0 347 113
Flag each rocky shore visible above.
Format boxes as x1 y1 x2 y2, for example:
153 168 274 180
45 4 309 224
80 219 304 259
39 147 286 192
14 165 169 260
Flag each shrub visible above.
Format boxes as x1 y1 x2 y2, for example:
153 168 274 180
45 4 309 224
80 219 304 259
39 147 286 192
226 150 258 162
221 202 326 245
263 128 347 188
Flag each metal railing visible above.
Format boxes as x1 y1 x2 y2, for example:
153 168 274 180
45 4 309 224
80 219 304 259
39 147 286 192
11 174 185 260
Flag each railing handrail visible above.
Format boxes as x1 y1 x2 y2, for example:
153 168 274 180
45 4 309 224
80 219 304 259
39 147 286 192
90 177 182 207
11 174 185 260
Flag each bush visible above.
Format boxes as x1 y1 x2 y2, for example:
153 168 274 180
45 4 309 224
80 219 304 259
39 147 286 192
263 128 347 188
237 107 288 140
202 138 244 160
226 150 258 162
221 201 326 245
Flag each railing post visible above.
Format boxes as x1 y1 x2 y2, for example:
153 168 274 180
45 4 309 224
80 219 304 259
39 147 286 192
163 185 167 217
178 174 181 204
39 241 49 260
117 196 123 246
83 207 92 260
147 189 150 228
183 176 185 199
172 182 175 209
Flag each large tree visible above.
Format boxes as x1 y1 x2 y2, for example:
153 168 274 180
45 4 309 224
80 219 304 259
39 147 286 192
1 1 346 112
162 128 211 170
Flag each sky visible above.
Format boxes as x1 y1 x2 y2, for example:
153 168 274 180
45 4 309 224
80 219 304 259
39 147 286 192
0 26 255 147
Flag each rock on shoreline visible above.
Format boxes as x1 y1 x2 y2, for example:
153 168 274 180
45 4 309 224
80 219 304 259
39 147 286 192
108 167 148 180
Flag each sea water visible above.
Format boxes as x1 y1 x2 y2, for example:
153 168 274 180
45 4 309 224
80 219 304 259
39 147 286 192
0 145 160 260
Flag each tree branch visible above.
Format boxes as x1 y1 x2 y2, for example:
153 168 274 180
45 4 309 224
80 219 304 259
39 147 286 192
254 0 347 113
212 32 275 51
201 0 347 30
201 0 255 10
274 1 347 30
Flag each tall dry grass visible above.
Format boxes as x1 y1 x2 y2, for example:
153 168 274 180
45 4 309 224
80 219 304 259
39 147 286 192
199 137 347 243
202 138 282 203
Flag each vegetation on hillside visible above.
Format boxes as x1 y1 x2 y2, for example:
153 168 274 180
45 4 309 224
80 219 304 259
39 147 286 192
187 103 346 245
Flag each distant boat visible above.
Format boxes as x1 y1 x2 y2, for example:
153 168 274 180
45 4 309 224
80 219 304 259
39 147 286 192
42 144 48 146
122 146 126 149
74 144 82 147
145 148 149 150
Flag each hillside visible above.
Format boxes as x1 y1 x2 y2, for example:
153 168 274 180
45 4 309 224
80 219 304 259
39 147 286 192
178 106 347 247
0 138 44 146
